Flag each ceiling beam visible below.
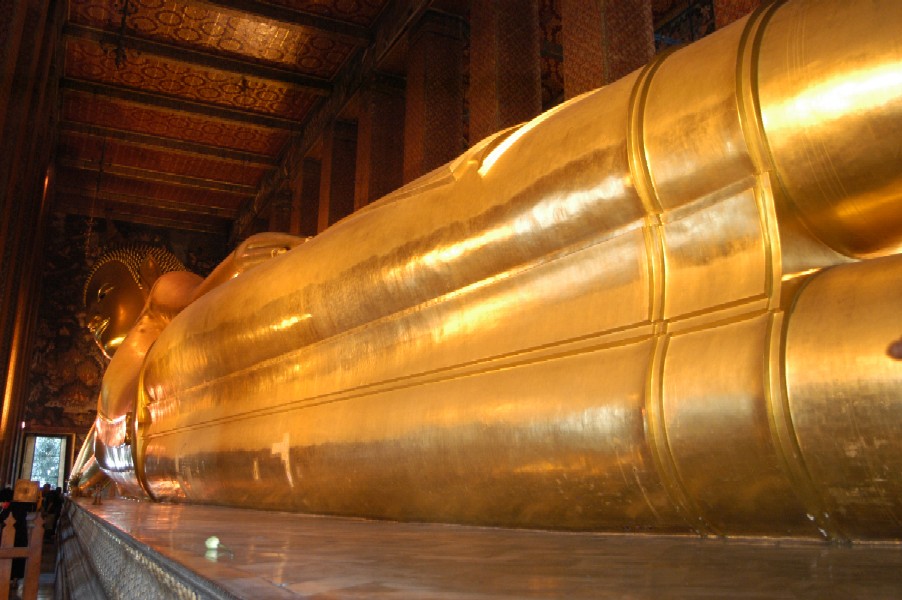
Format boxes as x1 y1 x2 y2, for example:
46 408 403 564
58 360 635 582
57 188 238 219
199 0 371 46
63 23 332 95
58 121 277 166
61 77 300 130
58 128 273 175
60 158 257 195
54 195 232 234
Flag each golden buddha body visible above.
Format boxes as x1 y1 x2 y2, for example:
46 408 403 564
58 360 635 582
75 0 902 541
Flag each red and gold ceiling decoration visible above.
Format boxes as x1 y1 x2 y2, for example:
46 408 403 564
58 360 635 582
55 0 399 235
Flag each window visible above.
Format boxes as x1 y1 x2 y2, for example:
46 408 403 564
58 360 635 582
21 435 69 488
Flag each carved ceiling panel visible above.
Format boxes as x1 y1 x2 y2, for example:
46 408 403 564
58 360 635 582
53 191 235 232
56 132 268 187
65 38 317 119
62 90 288 156
54 0 415 234
68 0 359 77
59 167 245 212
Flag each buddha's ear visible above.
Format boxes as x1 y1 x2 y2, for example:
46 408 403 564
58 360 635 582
139 254 162 289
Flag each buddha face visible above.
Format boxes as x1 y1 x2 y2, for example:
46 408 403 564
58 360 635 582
85 261 146 358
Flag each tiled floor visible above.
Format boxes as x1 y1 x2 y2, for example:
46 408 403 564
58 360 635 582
76 499 902 599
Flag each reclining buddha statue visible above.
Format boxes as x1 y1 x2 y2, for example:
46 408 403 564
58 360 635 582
72 0 902 542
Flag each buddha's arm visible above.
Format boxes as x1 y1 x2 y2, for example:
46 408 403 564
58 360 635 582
188 232 307 303
96 271 203 421
93 271 203 496
95 246 287 433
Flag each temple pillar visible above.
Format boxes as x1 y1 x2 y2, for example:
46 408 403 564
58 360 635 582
354 78 405 210
403 10 466 184
469 0 543 143
268 187 293 233
560 0 654 99
291 158 321 237
715 0 762 29
317 122 357 233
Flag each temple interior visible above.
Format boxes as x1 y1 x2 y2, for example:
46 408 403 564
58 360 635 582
2 0 902 597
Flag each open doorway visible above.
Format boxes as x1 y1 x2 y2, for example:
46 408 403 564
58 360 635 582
20 434 72 489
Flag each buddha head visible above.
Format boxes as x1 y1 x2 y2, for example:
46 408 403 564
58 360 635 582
84 246 185 358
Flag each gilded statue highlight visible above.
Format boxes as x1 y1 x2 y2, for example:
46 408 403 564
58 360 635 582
73 0 902 541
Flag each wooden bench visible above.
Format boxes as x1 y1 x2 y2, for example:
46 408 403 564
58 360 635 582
0 512 43 600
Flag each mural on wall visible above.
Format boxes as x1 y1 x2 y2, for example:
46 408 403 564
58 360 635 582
538 0 746 109
653 0 716 51
24 214 228 447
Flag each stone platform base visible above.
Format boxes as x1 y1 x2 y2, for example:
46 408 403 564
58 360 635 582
56 498 902 599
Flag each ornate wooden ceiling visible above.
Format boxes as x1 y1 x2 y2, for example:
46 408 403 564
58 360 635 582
54 0 413 235
51 0 717 236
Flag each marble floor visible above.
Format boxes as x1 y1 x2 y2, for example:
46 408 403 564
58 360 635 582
74 499 902 599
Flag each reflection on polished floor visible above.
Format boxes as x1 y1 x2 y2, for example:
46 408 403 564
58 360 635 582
72 498 902 599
